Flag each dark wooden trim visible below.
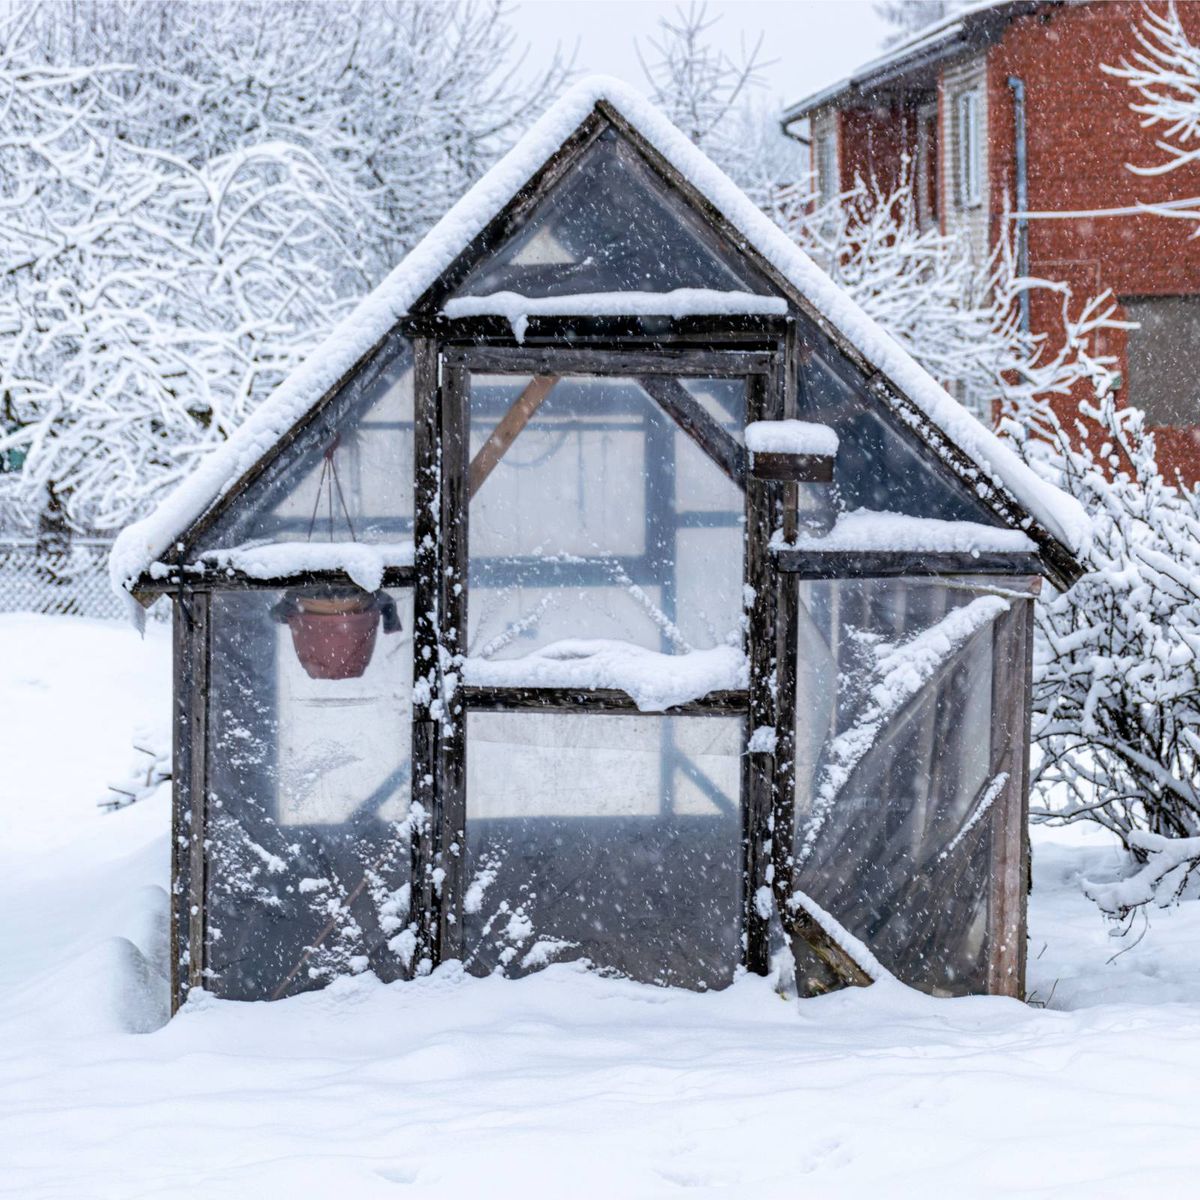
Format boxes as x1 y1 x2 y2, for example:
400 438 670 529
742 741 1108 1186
169 599 189 1013
637 375 747 488
135 566 415 594
403 313 789 343
186 591 210 998
987 599 1031 998
462 685 748 715
410 337 441 971
861 370 1083 591
741 370 778 976
748 451 833 483
436 363 469 962
166 330 410 568
772 548 1045 578
441 344 775 377
409 111 612 315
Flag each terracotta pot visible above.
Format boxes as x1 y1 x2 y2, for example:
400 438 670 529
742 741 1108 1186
286 592 380 680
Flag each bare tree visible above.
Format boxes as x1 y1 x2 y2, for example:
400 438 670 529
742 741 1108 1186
0 1 566 532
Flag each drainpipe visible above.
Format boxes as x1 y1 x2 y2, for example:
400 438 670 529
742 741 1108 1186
1007 75 1031 333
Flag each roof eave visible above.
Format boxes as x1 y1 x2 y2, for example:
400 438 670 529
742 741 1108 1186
781 1 1052 127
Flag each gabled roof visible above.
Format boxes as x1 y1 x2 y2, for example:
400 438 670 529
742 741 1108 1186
110 74 1088 595
781 1 1058 125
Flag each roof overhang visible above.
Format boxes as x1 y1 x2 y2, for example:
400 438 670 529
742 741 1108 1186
781 1 1058 128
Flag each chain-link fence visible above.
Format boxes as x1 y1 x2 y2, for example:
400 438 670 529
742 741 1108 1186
0 537 129 620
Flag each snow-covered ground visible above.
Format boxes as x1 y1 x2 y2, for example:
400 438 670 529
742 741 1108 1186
3 614 1200 1199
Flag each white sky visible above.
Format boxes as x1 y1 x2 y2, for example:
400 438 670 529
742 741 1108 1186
508 0 894 113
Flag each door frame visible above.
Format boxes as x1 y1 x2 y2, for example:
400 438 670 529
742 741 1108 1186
409 332 791 979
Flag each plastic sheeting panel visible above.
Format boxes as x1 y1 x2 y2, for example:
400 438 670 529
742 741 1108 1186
462 711 744 990
205 589 415 1001
790 577 1020 996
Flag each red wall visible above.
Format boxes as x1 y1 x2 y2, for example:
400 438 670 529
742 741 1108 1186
831 1 1200 482
990 0 1200 480
838 104 915 195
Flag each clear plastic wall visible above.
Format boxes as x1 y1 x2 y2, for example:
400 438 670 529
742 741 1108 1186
790 576 1024 996
204 588 415 1000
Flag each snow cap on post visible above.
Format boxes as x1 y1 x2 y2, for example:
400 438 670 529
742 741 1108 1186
110 73 1088 597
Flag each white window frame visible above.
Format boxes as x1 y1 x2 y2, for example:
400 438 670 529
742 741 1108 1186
955 89 982 209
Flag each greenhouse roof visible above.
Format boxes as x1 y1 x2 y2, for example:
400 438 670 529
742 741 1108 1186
111 74 1087 596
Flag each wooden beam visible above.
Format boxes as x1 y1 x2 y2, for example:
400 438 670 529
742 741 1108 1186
186 592 210 999
410 337 442 972
169 599 190 1013
467 375 557 499
462 685 747 715
741 370 778 977
135 566 415 594
436 363 470 963
772 548 1044 579
637 375 748 489
748 451 833 483
441 343 776 378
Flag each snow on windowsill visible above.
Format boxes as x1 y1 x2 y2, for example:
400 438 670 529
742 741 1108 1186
462 639 746 712
443 289 787 343
152 540 415 593
771 509 1036 555
745 420 838 457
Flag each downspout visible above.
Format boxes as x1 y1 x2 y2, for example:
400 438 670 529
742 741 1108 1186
1007 75 1031 333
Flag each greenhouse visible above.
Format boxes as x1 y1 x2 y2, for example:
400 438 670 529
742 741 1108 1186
111 77 1085 1011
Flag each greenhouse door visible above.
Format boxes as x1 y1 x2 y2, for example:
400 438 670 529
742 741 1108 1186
420 348 775 991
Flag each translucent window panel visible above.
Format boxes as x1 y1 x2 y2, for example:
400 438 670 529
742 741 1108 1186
453 132 772 298
790 577 1014 996
797 339 1005 525
197 340 415 551
463 712 744 990
467 374 744 661
682 377 746 444
205 588 414 1001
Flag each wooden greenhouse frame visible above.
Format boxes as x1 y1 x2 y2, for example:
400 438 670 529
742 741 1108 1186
117 84 1083 1012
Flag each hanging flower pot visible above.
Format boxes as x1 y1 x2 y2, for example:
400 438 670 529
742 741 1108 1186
274 588 383 680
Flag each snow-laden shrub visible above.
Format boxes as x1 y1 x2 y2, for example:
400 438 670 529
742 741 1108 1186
1013 392 1200 914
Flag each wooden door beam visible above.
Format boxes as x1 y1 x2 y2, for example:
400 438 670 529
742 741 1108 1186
467 374 558 499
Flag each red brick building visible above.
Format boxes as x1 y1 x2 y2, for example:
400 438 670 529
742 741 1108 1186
783 0 1200 482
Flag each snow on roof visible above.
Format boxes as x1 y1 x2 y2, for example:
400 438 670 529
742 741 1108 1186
782 1 1031 123
111 73 1087 594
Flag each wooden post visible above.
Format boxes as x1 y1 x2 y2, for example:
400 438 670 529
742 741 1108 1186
170 598 190 1012
987 591 1037 997
436 364 470 962
742 370 779 975
185 591 210 999
410 337 441 973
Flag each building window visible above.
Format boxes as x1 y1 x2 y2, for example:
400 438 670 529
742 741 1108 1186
1121 296 1200 428
816 129 839 205
954 90 982 209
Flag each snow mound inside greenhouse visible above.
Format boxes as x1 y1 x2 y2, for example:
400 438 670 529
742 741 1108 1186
111 74 1087 596
9 614 1200 1197
463 640 746 711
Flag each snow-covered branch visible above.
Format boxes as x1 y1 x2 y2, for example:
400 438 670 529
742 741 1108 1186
0 0 566 532
1103 2 1200 178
